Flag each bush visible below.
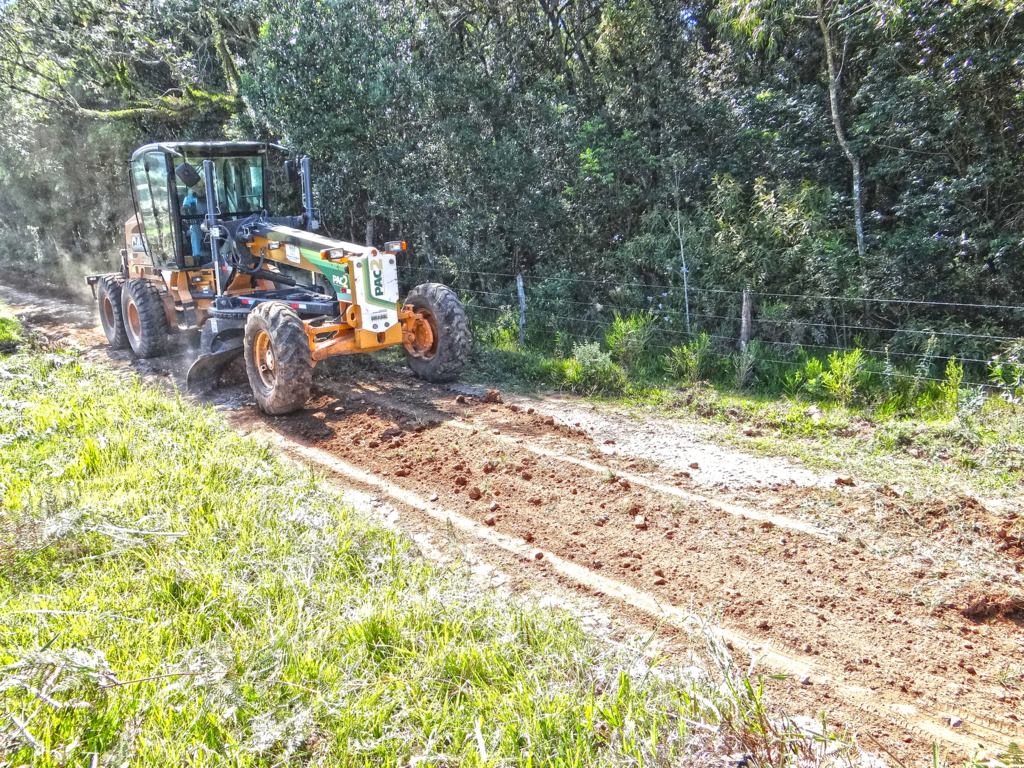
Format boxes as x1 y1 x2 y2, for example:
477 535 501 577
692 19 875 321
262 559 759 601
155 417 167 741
605 312 656 373
734 339 771 389
668 332 719 384
564 342 627 393
821 348 866 406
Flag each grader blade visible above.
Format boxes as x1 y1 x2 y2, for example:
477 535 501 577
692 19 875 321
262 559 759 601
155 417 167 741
185 348 242 393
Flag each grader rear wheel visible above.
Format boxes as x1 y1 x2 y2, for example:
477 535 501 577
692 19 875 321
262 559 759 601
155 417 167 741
121 278 168 358
243 301 313 415
403 283 470 383
97 275 130 350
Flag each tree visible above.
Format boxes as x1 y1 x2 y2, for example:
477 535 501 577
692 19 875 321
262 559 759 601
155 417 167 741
717 0 870 257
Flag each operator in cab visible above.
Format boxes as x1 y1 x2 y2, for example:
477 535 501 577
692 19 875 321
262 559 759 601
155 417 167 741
181 177 210 259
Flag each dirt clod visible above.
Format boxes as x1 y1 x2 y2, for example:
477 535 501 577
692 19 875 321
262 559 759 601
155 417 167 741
485 515 496 526
469 487 482 500
689 462 700 470
633 515 647 530
484 389 503 403
455 394 466 404
533 551 544 560
835 475 855 486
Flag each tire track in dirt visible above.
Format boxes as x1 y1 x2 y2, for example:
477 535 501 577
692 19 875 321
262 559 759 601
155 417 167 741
246 382 1023 759
241 423 1014 756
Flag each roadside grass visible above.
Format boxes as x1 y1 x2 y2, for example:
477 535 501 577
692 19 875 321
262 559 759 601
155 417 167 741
464 334 1024 501
0 298 21 351
0 352 866 765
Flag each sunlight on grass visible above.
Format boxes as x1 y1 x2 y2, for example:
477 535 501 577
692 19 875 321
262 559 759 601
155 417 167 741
0 353 841 765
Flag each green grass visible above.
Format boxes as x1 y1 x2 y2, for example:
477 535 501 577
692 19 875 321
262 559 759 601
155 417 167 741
0 351 847 765
0 298 21 350
463 332 1024 500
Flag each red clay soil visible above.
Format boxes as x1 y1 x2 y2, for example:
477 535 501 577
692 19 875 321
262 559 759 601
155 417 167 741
254 384 1024 756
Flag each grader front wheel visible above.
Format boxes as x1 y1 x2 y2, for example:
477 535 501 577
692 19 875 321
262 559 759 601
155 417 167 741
403 283 470 383
243 301 313 415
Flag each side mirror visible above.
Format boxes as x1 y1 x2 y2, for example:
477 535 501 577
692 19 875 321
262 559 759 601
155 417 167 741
284 159 300 185
175 162 201 188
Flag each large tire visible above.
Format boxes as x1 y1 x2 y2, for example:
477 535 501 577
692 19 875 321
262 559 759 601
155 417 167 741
121 278 168 358
404 283 470 383
97 275 130 349
243 301 313 415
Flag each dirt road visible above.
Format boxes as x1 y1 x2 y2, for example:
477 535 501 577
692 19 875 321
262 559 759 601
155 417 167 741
4 283 1022 766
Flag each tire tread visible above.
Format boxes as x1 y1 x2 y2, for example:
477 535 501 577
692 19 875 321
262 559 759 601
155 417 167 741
243 301 313 415
98 275 130 350
121 278 168 358
405 283 471 382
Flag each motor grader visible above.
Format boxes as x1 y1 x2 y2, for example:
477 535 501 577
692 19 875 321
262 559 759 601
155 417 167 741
87 141 469 415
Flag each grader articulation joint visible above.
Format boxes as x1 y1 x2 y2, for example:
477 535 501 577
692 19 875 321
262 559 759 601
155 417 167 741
86 141 470 415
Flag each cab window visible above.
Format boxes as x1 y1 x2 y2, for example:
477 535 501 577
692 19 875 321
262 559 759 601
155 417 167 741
179 155 264 221
131 152 178 269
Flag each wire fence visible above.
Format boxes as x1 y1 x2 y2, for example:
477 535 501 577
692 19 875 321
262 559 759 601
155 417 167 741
402 265 1024 390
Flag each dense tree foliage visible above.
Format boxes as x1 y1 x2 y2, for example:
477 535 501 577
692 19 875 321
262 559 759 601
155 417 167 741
1 0 1022 354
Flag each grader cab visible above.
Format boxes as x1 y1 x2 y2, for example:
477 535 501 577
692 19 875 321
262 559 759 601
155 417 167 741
87 141 469 415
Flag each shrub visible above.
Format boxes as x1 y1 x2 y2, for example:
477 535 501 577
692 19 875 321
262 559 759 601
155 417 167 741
605 312 656 373
940 356 964 415
734 340 770 389
667 332 718 384
800 357 825 398
989 339 1024 404
821 349 865 406
564 342 627 393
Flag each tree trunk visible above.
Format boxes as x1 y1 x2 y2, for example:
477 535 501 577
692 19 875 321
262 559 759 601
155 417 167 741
817 0 866 257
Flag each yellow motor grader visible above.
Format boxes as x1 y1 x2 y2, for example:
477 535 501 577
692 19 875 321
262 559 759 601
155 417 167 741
87 141 469 414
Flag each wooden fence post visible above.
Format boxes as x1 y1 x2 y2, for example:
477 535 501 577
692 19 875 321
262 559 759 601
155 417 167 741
740 289 752 351
516 274 527 346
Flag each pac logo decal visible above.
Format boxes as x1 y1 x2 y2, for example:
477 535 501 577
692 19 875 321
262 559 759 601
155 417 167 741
369 259 384 297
